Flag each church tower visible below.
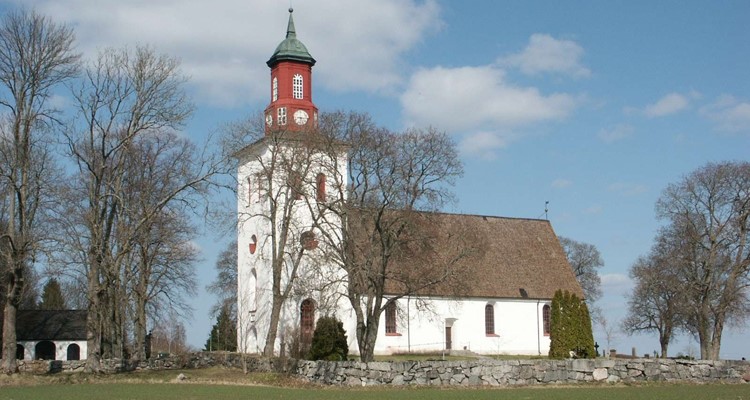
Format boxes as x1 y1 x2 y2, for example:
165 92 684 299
237 9 349 355
264 8 318 133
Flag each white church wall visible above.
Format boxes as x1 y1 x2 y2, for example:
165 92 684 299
353 296 552 356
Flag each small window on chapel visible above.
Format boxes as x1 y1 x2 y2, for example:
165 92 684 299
293 74 303 99
543 304 551 336
485 303 495 336
385 301 398 335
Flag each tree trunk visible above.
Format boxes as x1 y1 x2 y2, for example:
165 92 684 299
263 293 284 356
1 302 18 373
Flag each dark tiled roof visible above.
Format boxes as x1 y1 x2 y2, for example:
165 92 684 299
15 310 87 341
383 212 584 300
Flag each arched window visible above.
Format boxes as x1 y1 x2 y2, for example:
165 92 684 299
66 343 80 361
35 340 55 360
16 344 24 360
300 299 315 344
316 173 326 202
249 234 257 254
272 77 278 101
385 301 397 334
247 176 253 205
485 304 495 335
293 74 303 99
543 304 551 336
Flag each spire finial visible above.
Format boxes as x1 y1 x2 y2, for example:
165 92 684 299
286 7 296 38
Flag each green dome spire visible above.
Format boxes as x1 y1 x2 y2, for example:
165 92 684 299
267 8 316 67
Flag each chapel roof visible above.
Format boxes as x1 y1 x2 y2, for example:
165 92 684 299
380 212 584 300
15 310 87 341
267 8 316 67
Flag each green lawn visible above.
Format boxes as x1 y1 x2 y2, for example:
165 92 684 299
0 368 747 400
1 382 748 400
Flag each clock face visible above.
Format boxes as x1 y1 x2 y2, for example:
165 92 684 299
293 110 309 125
265 114 273 126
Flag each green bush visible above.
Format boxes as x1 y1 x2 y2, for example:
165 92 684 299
308 316 348 361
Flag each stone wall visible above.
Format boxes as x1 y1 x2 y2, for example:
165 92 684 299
16 353 750 387
295 358 750 386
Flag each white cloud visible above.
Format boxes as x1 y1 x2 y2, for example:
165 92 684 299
608 182 647 196
498 34 590 77
600 273 631 288
458 131 508 160
700 95 750 134
598 124 634 143
401 65 578 159
16 0 441 106
402 66 577 132
552 179 572 189
644 93 689 117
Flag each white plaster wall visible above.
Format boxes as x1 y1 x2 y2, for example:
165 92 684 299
339 296 552 356
17 340 87 360
237 140 348 354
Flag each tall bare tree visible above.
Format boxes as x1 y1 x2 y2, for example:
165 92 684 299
0 9 78 373
313 111 469 361
655 161 750 360
622 229 685 357
60 46 218 370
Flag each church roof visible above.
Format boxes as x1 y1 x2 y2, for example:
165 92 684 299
267 8 316 67
382 212 584 300
15 310 87 341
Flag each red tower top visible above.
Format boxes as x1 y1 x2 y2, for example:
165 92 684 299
264 8 318 134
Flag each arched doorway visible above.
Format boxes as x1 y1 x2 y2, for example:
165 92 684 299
66 343 80 360
300 298 315 345
16 344 25 360
35 340 56 360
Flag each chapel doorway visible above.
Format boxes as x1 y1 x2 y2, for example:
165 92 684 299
35 340 55 360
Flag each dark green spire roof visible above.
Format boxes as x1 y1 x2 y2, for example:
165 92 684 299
267 8 316 67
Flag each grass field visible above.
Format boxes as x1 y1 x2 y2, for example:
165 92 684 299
0 368 747 400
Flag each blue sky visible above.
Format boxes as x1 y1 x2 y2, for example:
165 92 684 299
4 0 749 359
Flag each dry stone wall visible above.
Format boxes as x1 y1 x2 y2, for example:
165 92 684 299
17 353 750 387
295 358 750 386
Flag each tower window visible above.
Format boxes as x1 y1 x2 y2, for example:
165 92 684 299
385 301 398 335
293 74 303 99
277 107 287 125
272 77 278 102
316 173 326 202
485 303 495 335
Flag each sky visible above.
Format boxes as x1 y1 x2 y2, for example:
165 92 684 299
2 0 749 359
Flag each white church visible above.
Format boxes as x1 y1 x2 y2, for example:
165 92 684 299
236 9 583 357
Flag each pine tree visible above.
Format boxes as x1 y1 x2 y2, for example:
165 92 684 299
549 289 595 359
204 303 237 351
38 279 67 310
309 316 348 361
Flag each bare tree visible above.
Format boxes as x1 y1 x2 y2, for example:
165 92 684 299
559 237 603 303
313 111 468 362
0 8 78 373
622 231 685 357
206 240 237 318
60 46 217 370
655 161 750 360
